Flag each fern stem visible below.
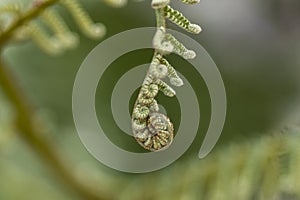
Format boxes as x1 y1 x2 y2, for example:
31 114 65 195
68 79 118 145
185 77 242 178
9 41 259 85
0 59 109 200
155 8 166 28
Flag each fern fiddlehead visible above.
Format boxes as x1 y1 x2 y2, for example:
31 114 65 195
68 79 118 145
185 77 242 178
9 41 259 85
131 0 202 151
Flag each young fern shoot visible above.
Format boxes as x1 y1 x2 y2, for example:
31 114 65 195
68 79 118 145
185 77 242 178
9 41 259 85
132 0 201 151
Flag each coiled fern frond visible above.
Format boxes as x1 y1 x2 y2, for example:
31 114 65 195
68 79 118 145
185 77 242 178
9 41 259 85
131 0 202 151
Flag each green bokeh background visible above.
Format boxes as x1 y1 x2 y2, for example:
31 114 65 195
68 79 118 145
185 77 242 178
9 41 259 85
1 0 300 199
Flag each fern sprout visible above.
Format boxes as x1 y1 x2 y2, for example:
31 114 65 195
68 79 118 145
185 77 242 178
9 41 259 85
131 0 201 151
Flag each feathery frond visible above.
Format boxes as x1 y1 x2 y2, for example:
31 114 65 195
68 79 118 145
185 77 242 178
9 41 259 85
0 0 106 54
131 0 201 151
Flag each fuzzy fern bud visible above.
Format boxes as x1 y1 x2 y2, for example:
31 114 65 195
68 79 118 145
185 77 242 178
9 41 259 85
149 57 168 79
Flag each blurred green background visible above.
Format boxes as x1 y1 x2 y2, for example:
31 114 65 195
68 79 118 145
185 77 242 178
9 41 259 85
1 0 300 199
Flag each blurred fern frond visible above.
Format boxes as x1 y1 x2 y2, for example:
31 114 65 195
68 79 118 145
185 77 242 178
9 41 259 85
0 0 116 199
0 0 106 55
113 130 300 200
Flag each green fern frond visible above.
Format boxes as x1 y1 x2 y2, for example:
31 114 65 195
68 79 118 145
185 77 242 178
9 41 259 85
164 5 202 34
41 9 79 49
60 0 106 39
158 55 183 86
0 2 22 15
165 32 196 58
0 2 22 33
0 0 106 55
114 130 300 200
155 79 176 97
27 21 64 55
131 0 202 151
